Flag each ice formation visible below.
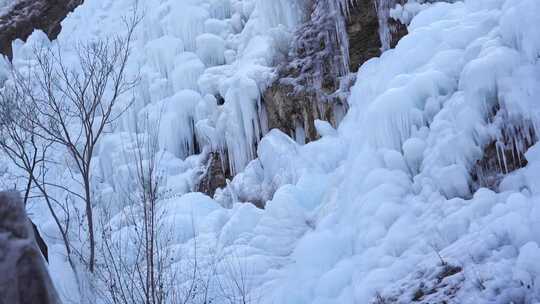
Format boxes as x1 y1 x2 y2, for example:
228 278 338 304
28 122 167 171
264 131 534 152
1 0 540 303
25 0 309 177
376 0 396 51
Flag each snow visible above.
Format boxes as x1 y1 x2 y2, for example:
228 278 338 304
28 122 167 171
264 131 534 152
196 33 226 66
390 0 430 25
2 0 540 303
213 0 540 302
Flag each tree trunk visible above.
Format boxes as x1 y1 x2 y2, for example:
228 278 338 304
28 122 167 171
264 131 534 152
84 180 95 273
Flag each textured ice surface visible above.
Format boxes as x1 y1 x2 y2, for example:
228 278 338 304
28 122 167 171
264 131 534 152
2 0 540 303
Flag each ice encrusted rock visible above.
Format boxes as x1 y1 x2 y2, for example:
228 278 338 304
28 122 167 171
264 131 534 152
0 191 60 304
263 0 408 145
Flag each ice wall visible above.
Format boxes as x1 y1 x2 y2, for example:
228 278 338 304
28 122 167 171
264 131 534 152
210 1 540 303
16 0 310 184
6 1 540 304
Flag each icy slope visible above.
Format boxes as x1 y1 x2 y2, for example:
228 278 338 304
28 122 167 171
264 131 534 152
1 0 309 301
186 0 540 303
2 0 540 303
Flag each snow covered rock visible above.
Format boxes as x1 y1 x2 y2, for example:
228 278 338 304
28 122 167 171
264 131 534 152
0 0 82 59
0 191 60 304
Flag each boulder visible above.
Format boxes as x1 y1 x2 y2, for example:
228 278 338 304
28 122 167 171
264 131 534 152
0 191 60 304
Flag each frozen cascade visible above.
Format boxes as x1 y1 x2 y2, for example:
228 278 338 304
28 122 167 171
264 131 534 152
48 0 309 179
2 0 540 304
218 1 540 303
1 0 311 201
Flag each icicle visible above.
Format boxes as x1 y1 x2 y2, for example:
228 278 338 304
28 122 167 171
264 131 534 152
375 0 393 51
158 90 202 159
164 4 208 51
327 0 353 76
208 0 232 20
218 77 263 175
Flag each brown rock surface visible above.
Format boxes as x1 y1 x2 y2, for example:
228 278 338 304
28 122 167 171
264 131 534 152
196 152 231 197
263 0 408 143
0 0 83 59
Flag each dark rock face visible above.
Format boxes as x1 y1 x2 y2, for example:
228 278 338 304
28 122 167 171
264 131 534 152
0 0 83 59
263 0 408 143
263 0 352 143
347 0 409 71
347 0 382 72
263 83 342 143
388 11 408 49
0 191 60 304
196 152 231 197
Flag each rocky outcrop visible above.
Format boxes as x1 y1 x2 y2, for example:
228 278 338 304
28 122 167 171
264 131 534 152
0 0 83 59
0 191 60 304
347 0 382 72
471 104 536 190
263 0 350 143
263 0 408 144
347 0 408 71
197 0 410 199
263 83 343 143
196 152 231 197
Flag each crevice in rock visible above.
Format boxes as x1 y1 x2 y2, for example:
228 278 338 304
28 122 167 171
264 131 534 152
215 93 225 106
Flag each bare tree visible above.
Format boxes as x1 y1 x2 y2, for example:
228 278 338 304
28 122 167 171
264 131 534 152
135 119 163 304
94 110 227 304
95 114 180 304
8 10 141 272
0 79 78 274
217 251 256 304
0 82 47 204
